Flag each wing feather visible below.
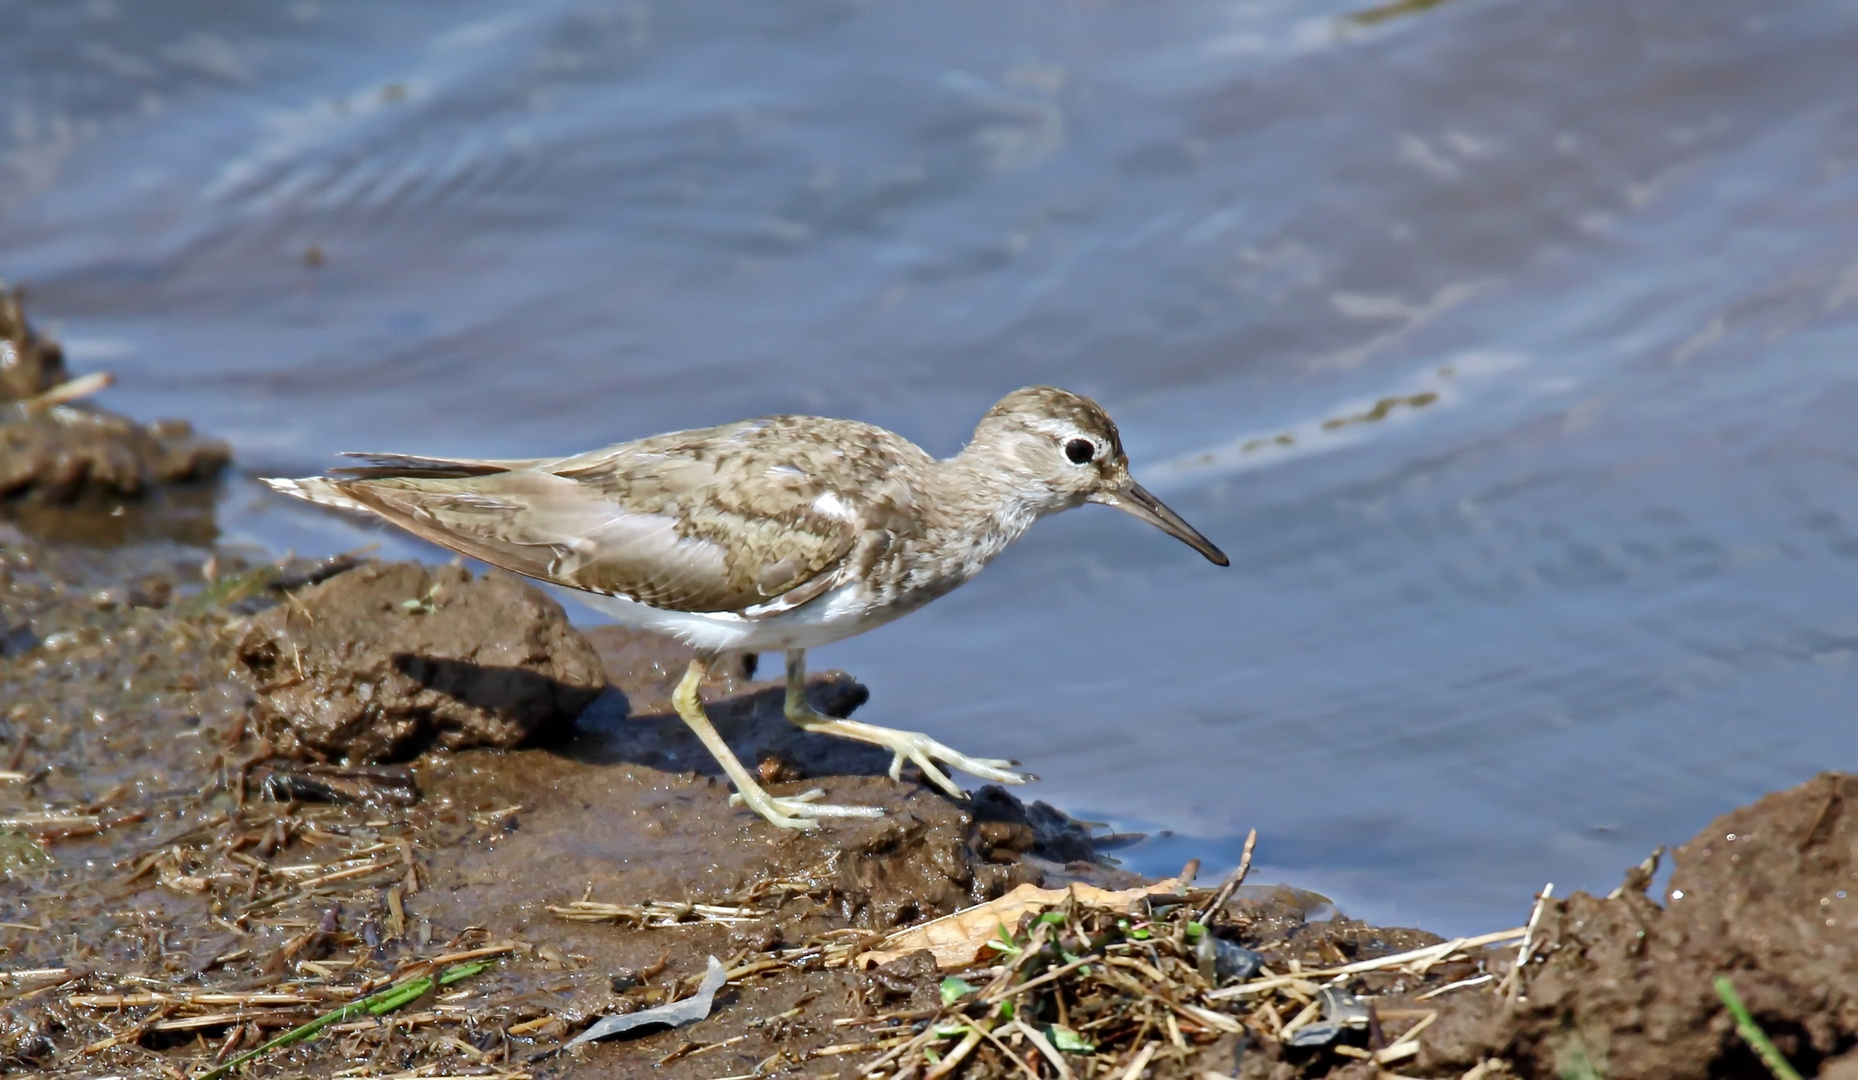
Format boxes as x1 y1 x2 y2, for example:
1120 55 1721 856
332 452 545 480
308 415 921 615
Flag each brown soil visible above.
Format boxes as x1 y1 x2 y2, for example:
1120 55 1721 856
0 284 229 517
1420 773 1858 1080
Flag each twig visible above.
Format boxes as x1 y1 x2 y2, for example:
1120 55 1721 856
147 1009 305 1033
549 899 774 926
1279 998 1323 1039
69 991 318 1008
81 1005 174 1053
1196 828 1258 923
1501 883 1553 1000
922 1024 986 1080
1373 1010 1437 1063
978 1022 1042 1080
1117 1041 1160 1080
19 371 114 413
1008 1020 1075 1080
814 1034 921 1056
1171 1001 1244 1034
0 967 70 983
1414 973 1495 1001
981 954 1101 1004
857 1021 941 1075
1205 926 1525 1000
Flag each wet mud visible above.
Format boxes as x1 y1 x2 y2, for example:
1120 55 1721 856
0 503 1850 1077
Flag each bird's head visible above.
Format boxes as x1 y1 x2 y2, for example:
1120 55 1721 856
968 386 1229 566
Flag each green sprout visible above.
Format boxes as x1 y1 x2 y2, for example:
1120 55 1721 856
197 960 492 1080
1714 976 1803 1080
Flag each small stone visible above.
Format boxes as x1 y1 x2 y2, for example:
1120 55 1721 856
728 922 784 953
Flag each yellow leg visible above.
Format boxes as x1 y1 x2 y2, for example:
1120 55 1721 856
672 654 881 829
782 648 1032 799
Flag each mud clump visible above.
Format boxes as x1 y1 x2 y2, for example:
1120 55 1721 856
809 797 1043 928
0 284 229 504
1423 771 1858 1079
237 561 606 761
0 411 228 502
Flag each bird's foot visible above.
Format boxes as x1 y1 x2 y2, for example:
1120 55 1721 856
787 713 1034 799
728 785 887 829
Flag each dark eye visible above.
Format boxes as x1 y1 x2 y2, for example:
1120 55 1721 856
1064 438 1096 465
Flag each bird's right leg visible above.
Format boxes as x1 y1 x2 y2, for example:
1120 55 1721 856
781 648 1031 798
672 653 883 829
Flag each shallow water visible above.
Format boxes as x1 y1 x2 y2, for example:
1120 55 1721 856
5 0 1856 932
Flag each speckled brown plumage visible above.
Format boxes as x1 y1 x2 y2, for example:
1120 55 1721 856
266 386 1227 828
283 386 1221 636
328 414 902 614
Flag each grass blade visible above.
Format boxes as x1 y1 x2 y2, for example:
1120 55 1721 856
195 962 491 1080
1713 976 1803 1080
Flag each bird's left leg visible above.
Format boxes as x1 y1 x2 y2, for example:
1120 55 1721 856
782 648 1033 797
672 654 882 828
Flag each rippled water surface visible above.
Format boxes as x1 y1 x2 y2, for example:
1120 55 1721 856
5 0 1856 932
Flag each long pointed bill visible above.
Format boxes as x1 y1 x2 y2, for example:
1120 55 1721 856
1093 481 1230 566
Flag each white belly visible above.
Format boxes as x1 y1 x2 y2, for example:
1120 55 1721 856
558 580 928 654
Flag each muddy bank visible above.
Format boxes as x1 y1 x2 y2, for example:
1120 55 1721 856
0 523 1850 1079
0 532 1438 1079
1421 773 1858 1079
0 285 228 541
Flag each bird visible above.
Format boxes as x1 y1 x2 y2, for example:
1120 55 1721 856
265 386 1228 829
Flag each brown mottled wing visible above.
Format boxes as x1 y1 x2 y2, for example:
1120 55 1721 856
330 418 899 614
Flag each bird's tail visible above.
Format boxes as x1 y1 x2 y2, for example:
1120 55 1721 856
262 475 370 514
329 452 519 479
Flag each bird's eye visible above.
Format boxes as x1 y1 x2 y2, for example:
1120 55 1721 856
1064 438 1096 465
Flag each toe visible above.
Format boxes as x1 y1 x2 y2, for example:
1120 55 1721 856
907 753 965 798
770 797 885 820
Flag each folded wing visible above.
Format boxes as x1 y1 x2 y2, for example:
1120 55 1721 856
289 438 861 615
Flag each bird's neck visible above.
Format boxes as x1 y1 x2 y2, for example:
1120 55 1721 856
929 447 1061 569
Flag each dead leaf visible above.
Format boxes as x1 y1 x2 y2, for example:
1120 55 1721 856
856 878 1185 970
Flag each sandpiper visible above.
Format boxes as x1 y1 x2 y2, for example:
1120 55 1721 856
266 386 1228 829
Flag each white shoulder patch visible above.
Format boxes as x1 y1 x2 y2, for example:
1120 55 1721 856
812 490 855 520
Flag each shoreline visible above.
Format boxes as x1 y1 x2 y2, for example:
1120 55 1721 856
3 294 1854 1078
2 529 1853 1079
